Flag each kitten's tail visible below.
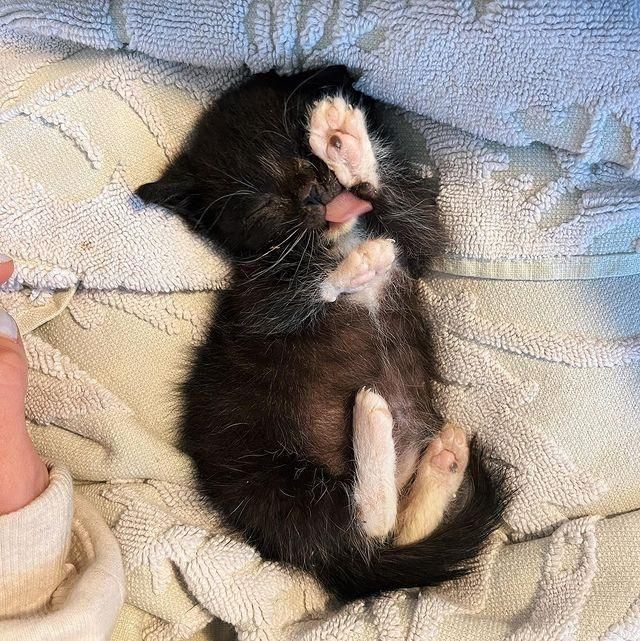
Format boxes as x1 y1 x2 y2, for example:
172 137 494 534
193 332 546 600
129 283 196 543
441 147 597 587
321 445 508 601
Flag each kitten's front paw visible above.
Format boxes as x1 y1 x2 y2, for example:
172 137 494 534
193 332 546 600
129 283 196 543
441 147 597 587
321 238 396 303
309 96 379 191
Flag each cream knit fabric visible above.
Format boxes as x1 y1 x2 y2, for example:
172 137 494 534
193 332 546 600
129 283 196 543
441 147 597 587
0 466 125 640
0 22 639 641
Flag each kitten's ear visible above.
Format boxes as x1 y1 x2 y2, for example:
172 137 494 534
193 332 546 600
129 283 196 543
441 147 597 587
136 160 198 214
308 65 357 91
283 65 358 97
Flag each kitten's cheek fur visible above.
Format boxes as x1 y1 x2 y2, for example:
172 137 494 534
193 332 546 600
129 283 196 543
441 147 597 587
325 218 358 241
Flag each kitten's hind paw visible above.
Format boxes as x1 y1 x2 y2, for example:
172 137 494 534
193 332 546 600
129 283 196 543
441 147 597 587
309 96 380 191
353 388 397 539
423 425 469 482
395 424 469 546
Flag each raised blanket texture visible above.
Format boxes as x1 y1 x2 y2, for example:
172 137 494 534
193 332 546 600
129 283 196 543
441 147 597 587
3 1 640 186
1 4 640 641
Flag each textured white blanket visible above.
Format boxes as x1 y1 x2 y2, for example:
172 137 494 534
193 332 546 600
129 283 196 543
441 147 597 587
4 1 640 180
1 3 640 640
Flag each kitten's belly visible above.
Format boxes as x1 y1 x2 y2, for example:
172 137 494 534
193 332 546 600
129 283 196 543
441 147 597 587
294 304 436 478
203 297 437 484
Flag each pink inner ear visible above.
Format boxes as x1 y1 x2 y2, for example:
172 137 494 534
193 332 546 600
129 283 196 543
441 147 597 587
325 191 373 223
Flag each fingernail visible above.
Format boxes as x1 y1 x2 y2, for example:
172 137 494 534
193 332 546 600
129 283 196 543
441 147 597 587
0 253 12 263
0 310 18 340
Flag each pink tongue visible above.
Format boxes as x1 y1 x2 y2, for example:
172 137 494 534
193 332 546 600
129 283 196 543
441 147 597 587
325 191 373 223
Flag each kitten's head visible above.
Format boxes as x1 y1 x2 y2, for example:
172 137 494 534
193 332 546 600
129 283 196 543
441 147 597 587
137 66 374 257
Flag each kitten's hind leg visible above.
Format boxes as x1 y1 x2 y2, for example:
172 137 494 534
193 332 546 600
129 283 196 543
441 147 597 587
353 388 397 539
395 424 469 546
308 96 380 191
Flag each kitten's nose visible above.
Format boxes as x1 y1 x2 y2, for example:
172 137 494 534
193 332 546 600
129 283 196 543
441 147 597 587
302 183 323 207
299 177 342 207
300 180 331 230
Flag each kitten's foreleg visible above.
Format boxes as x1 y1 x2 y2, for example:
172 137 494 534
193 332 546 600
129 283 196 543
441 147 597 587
352 388 397 539
321 238 396 303
395 424 469 546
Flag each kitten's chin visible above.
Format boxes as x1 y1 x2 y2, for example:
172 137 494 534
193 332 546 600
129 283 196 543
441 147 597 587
325 218 358 241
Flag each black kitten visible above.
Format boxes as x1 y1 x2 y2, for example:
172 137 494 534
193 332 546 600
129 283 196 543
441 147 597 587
137 67 506 600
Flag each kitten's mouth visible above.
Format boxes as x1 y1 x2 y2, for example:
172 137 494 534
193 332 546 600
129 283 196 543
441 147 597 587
324 190 373 224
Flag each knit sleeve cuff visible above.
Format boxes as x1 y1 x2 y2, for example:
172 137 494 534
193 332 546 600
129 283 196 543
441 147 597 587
0 465 74 617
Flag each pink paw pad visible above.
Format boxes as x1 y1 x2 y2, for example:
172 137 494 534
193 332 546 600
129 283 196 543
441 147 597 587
423 425 469 481
430 449 459 474
308 96 379 189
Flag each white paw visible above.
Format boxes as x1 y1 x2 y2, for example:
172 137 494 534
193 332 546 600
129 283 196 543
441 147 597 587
321 238 396 302
354 387 392 426
353 388 397 539
393 424 469 546
308 95 379 190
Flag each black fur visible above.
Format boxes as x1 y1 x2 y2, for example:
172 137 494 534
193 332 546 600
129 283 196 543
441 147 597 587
137 67 507 601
